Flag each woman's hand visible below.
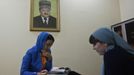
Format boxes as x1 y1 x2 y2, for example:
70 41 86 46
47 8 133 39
42 50 52 61
45 52 52 60
37 70 48 75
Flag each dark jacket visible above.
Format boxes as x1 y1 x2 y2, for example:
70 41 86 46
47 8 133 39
104 46 134 75
33 16 56 28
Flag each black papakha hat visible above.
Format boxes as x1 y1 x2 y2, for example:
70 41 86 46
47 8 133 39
39 0 51 7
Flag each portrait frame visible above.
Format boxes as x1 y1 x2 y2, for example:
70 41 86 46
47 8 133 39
111 18 134 48
30 0 60 32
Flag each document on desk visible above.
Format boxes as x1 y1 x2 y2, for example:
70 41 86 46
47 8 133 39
49 67 66 74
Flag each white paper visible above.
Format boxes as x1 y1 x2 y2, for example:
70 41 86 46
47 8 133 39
49 67 65 74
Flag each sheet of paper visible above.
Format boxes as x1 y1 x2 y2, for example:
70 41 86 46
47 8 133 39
49 67 65 74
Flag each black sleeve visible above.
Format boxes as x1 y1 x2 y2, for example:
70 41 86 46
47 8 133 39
104 49 127 75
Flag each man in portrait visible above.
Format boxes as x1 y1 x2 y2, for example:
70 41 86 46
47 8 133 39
33 0 56 28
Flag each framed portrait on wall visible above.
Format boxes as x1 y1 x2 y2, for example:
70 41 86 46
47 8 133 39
111 18 134 48
30 0 60 32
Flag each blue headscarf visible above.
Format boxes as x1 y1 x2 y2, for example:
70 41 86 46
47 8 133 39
21 32 53 75
36 32 49 52
92 28 134 54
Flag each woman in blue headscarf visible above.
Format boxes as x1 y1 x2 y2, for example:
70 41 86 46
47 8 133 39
21 32 54 75
89 28 134 75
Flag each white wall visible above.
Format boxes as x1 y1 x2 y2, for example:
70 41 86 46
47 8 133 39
0 0 120 75
119 0 134 21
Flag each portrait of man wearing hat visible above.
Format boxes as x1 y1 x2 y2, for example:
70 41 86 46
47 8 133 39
33 0 56 28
